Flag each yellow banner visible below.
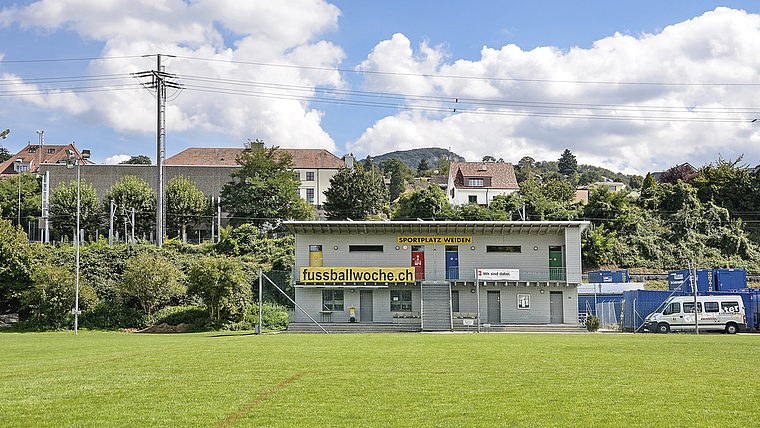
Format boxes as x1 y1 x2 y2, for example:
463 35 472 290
397 236 472 244
300 267 415 283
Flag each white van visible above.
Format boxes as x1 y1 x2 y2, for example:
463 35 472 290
645 295 746 334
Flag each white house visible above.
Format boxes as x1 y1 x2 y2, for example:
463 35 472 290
446 161 520 206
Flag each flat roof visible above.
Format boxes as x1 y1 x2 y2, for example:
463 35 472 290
284 220 589 235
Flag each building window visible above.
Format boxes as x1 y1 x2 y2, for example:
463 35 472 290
305 171 314 181
29 148 36 153
349 245 383 252
468 178 484 187
468 195 478 203
451 290 459 312
306 188 315 204
322 290 344 311
487 245 521 253
390 290 412 311
48 148 56 154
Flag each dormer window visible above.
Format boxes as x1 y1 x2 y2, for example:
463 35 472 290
48 148 55 154
29 148 36 153
468 178 484 187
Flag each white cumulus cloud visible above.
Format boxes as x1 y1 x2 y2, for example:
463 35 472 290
348 7 760 175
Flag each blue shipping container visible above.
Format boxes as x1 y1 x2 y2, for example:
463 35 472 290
588 270 629 283
621 290 673 332
668 269 715 292
714 269 747 291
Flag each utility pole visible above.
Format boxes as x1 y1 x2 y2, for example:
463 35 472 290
133 54 182 248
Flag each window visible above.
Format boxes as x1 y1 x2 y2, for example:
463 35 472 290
349 245 383 252
468 178 484 187
322 290 344 311
722 301 740 313
391 290 412 311
305 171 314 181
704 302 719 313
683 302 702 313
29 148 36 153
306 188 315 204
662 302 680 315
48 148 55 154
468 195 478 203
451 290 459 312
487 246 521 253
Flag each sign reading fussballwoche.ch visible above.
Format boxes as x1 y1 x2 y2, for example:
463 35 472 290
301 267 416 283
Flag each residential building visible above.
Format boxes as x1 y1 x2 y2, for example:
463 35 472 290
446 161 519 206
286 220 589 332
0 142 91 179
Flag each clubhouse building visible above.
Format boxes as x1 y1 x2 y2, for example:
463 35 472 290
285 220 589 332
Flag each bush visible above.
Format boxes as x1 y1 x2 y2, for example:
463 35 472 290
81 302 149 330
150 305 208 326
585 314 600 332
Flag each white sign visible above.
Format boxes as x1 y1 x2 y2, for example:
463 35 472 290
477 268 520 280
463 319 474 326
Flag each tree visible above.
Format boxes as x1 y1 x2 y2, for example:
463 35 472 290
221 139 313 229
0 172 41 229
557 149 578 176
417 158 429 174
383 158 414 201
119 253 185 316
0 219 38 313
101 175 156 240
49 179 99 241
628 175 644 190
188 255 250 321
642 172 657 190
582 223 617 267
119 155 151 165
323 162 388 220
659 163 697 184
21 263 97 329
392 184 451 220
482 155 496 162
435 155 450 176
0 147 10 163
166 175 210 242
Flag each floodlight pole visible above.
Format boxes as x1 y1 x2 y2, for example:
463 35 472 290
16 159 22 226
256 267 263 334
74 158 81 335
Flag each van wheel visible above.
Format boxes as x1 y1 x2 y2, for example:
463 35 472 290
725 323 738 334
657 323 670 334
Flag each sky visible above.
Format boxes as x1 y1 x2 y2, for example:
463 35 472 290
2 1 760 175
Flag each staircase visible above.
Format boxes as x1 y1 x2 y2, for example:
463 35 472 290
421 281 453 331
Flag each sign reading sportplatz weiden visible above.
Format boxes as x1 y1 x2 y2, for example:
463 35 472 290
397 236 472 244
301 267 416 283
477 268 520 280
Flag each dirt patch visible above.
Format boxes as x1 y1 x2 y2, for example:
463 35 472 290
135 323 191 333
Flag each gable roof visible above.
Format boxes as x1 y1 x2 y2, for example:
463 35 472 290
165 147 344 169
450 162 519 189
0 143 90 179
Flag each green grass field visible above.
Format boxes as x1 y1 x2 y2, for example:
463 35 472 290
1 331 758 427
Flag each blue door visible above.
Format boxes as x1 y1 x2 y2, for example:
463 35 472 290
446 246 459 280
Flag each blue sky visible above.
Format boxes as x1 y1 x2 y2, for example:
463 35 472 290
2 1 760 175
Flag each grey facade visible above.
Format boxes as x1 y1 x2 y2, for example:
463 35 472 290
285 220 589 331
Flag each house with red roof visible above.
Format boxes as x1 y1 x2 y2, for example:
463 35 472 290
446 161 519 206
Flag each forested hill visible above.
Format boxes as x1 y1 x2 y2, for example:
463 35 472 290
364 148 465 171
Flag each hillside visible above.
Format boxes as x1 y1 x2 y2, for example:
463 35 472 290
364 148 465 171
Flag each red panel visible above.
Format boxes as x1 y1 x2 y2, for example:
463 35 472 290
412 251 425 280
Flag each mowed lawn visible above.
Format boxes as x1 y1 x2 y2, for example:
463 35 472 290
1 331 758 427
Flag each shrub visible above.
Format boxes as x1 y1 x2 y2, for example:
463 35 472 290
150 305 208 326
81 302 149 330
585 314 601 332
